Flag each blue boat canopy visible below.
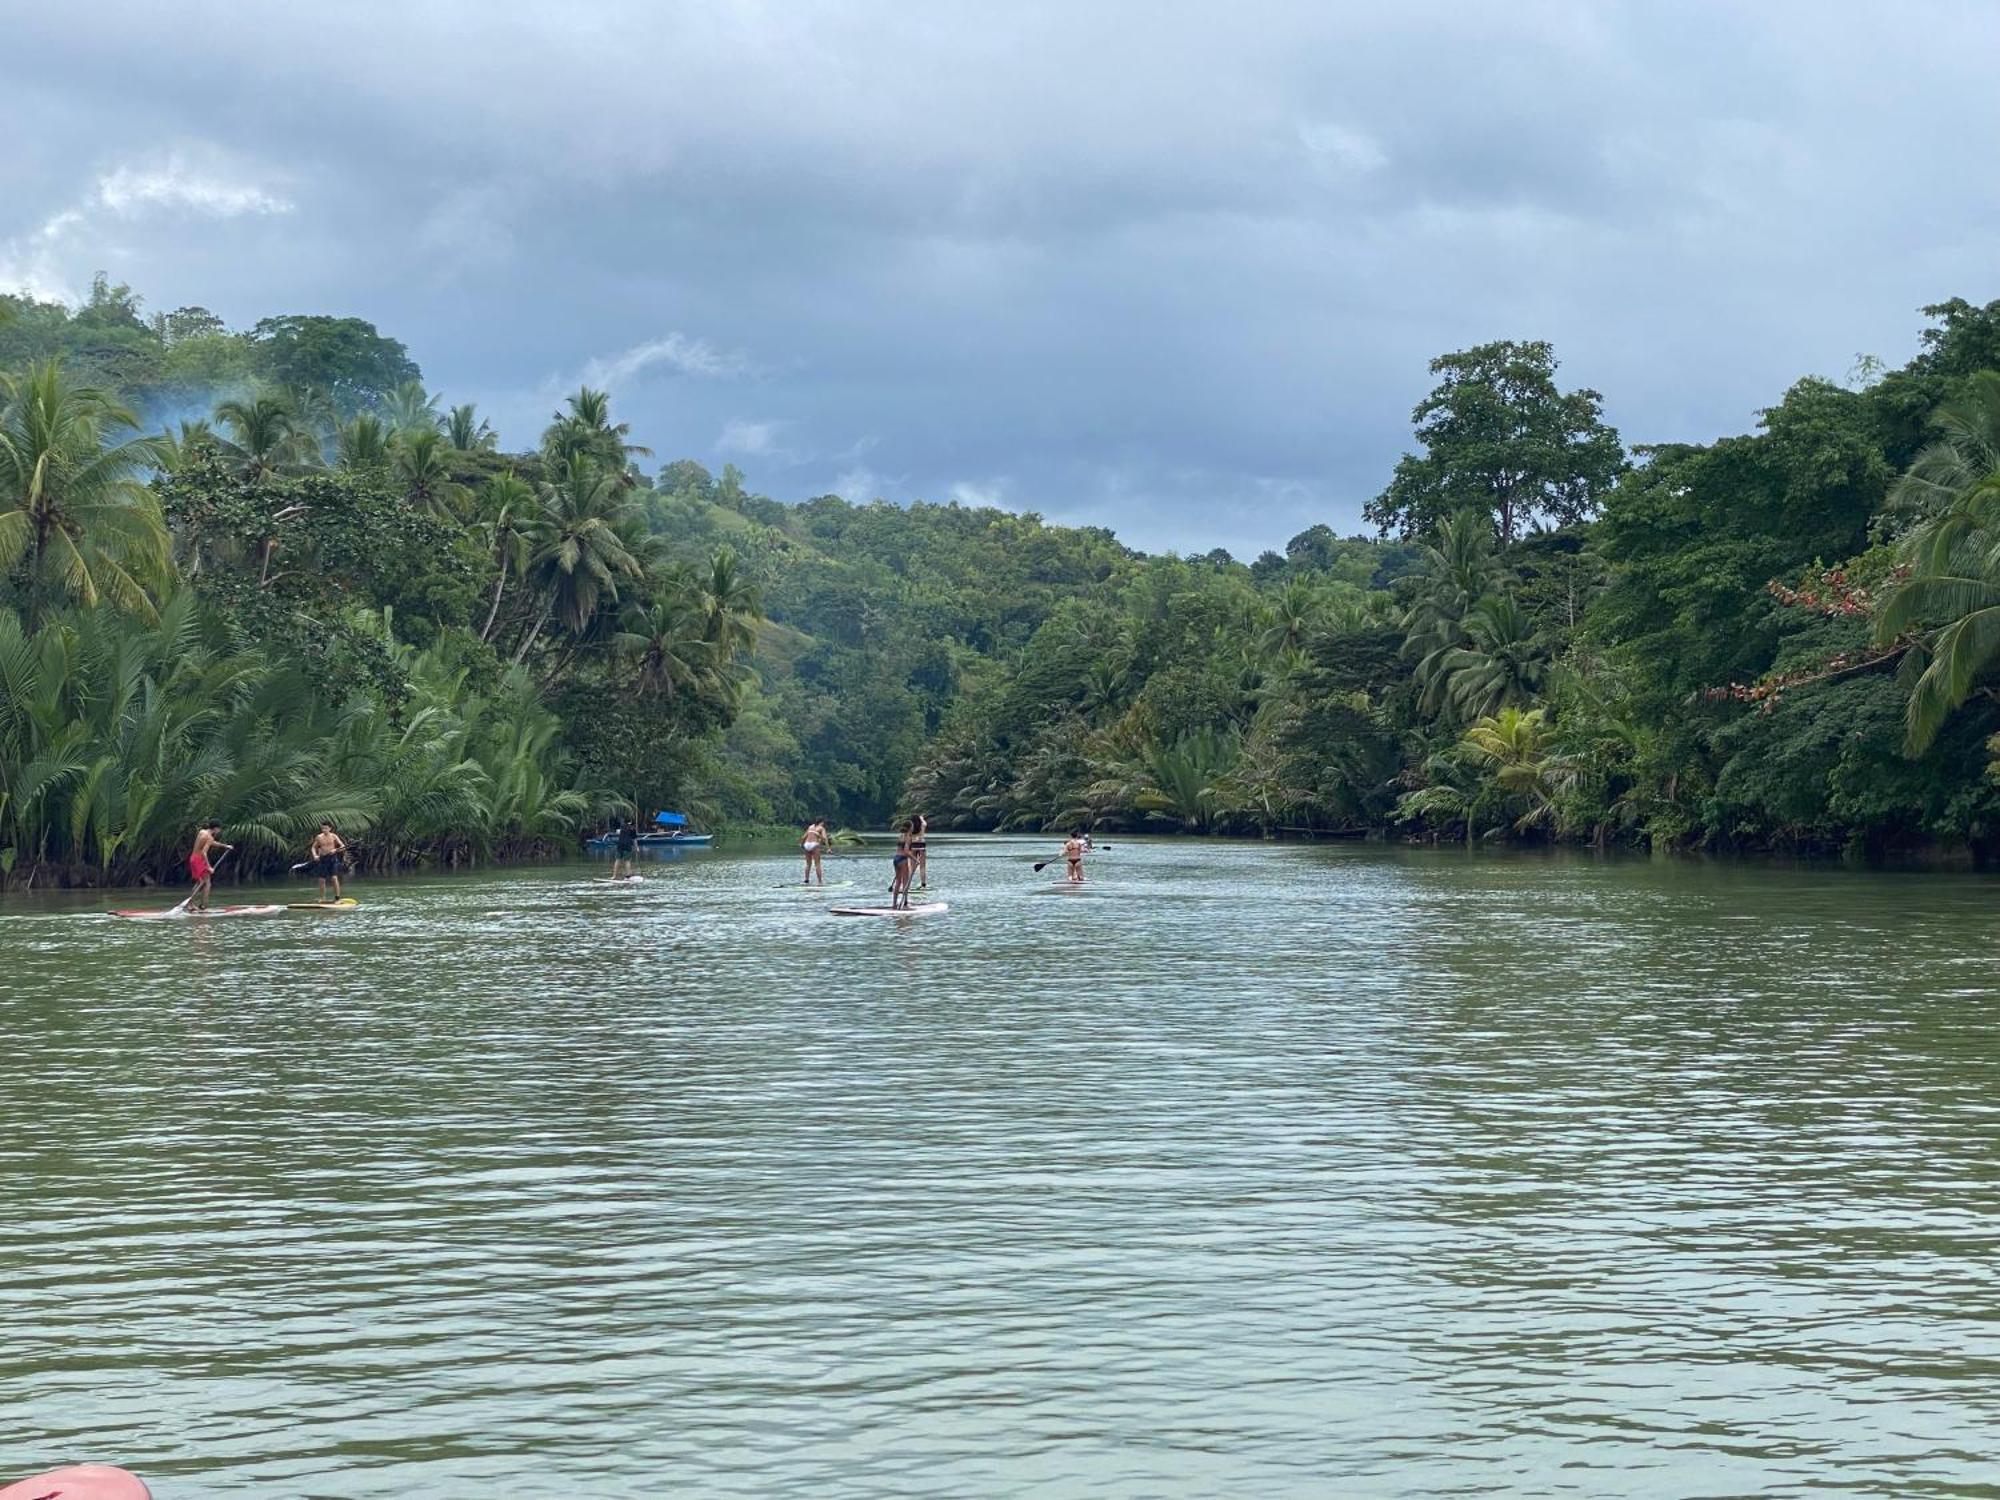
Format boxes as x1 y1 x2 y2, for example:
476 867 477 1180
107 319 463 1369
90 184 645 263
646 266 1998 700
653 811 689 828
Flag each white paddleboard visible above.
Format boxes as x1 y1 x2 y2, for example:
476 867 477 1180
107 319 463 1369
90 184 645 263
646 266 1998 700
109 903 286 921
828 901 950 917
778 879 855 891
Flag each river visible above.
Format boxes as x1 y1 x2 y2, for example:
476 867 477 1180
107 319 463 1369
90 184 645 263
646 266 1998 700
3 839 1998 1497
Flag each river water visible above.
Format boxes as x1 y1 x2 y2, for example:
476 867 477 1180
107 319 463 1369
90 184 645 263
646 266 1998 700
4 839 1999 1497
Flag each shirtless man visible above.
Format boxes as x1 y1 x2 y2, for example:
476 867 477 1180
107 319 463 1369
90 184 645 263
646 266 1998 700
802 818 829 885
189 822 233 911
307 821 348 902
1063 831 1086 885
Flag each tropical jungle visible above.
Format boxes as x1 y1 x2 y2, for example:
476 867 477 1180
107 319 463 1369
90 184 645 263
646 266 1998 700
7 276 2000 888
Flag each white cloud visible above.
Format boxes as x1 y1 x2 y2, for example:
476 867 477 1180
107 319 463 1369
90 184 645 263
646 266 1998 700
716 417 785 456
0 148 291 301
95 155 291 217
580 332 749 389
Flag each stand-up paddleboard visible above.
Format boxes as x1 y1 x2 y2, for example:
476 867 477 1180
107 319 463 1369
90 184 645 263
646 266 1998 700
288 898 359 912
829 901 950 917
109 904 285 921
601 874 645 884
778 879 855 891
0 1465 150 1500
1036 880 1091 892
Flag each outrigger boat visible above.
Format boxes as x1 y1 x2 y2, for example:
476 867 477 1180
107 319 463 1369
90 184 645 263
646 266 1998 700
586 810 714 849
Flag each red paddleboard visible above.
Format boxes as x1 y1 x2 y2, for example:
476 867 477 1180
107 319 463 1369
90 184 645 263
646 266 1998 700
0 1467 151 1500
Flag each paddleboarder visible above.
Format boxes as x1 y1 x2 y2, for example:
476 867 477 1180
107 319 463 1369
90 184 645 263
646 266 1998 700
1063 831 1086 884
890 821 916 909
306 821 349 903
188 822 232 911
612 818 639 879
802 818 829 885
911 811 930 889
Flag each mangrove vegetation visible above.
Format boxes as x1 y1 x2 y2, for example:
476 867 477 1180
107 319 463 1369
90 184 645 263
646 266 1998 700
7 278 2000 885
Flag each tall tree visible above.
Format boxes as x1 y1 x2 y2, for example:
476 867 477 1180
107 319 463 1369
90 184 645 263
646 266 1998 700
1366 339 1626 544
0 361 168 620
248 316 421 414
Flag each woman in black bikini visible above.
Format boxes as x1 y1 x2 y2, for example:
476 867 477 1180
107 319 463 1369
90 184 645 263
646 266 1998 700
911 811 930 890
890 821 916 909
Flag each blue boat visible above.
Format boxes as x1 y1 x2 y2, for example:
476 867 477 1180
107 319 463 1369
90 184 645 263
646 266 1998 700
587 811 714 849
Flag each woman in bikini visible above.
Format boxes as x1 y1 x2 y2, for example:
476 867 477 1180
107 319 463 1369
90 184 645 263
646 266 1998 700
802 818 828 885
911 811 930 890
890 821 916 908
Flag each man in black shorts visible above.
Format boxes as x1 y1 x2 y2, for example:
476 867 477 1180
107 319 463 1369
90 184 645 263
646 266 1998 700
612 820 639 879
308 821 349 903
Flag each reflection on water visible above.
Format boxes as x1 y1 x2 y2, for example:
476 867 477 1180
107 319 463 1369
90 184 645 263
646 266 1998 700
4 841 1998 1497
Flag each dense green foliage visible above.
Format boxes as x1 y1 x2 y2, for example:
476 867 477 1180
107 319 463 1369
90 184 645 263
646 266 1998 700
0 291 758 888
10 282 2000 885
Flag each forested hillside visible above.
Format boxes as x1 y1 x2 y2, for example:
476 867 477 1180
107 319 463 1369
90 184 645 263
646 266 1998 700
7 278 2000 887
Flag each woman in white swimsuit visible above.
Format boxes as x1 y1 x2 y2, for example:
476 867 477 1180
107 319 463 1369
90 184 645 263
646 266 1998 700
802 819 828 885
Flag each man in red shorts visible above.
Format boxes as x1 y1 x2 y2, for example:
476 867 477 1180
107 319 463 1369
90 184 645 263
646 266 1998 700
188 822 233 911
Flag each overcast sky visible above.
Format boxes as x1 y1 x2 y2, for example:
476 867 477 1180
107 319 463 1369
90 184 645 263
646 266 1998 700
3 2 1996 554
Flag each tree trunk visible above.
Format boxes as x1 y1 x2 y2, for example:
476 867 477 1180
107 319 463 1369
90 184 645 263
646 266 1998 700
479 557 509 643
512 599 553 666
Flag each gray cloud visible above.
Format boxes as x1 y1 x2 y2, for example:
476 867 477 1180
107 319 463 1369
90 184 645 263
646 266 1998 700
3 1 1997 554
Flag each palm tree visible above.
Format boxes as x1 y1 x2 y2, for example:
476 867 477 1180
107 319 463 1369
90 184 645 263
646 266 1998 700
614 593 716 697
213 393 319 479
156 418 219 473
390 427 467 517
1258 578 1323 660
518 461 643 657
0 361 169 621
544 386 651 484
381 380 442 434
1462 706 1558 834
1875 372 2000 752
335 414 391 472
1435 593 1547 721
474 472 538 643
1402 508 1510 709
445 403 497 453
698 547 762 656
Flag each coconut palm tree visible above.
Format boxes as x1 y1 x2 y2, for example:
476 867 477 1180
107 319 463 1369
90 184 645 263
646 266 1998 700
544 386 652 483
381 380 443 435
1462 705 1558 833
1875 372 2000 752
475 472 539 643
0 361 169 622
697 547 762 656
1258 578 1324 660
1402 509 1510 710
1434 593 1547 721
390 427 467 517
446 403 497 453
517 461 642 657
335 413 391 472
614 592 716 698
212 393 319 479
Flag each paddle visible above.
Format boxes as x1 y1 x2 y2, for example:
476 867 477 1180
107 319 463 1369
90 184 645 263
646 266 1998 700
1033 846 1104 874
